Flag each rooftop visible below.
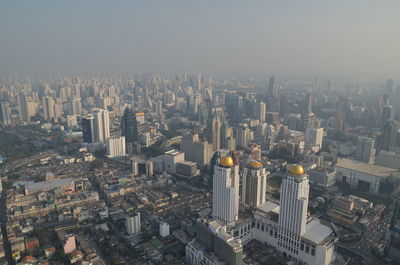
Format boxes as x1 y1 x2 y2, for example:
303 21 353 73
302 220 334 245
335 158 398 177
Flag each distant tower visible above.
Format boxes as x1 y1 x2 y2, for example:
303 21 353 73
43 96 55 122
241 160 268 208
212 156 240 227
0 100 11 125
93 109 110 143
382 120 400 151
17 94 30 123
122 107 138 146
278 164 309 237
82 115 95 143
356 137 375 164
212 117 221 151
268 75 278 97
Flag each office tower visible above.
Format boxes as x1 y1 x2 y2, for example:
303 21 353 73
164 149 185 174
126 213 141 235
42 96 55 122
241 160 268 208
279 164 309 236
225 92 243 123
255 101 266 122
155 100 163 116
382 120 400 151
131 160 139 176
17 94 30 122
180 133 213 167
81 115 95 143
93 109 110 143
356 137 375 164
185 220 243 265
221 122 235 150
106 136 126 158
382 105 395 127
0 100 11 125
69 97 82 115
279 94 289 117
121 107 138 148
386 78 395 94
243 143 261 164
212 117 221 151
305 127 323 152
236 125 250 149
144 160 153 177
212 156 240 227
268 75 278 97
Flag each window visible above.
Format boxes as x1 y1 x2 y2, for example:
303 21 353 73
300 241 304 251
311 246 315 256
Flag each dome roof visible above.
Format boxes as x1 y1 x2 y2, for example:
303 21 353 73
247 160 262 168
220 156 234 167
288 164 304 176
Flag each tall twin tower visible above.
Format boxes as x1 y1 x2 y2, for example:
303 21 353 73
212 156 268 227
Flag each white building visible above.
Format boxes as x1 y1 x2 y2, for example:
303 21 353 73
305 127 323 152
241 160 268 208
164 149 184 174
159 222 170 237
126 213 141 235
335 158 398 194
212 156 240 227
93 108 110 143
106 136 126 158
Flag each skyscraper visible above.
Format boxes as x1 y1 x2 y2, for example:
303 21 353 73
42 96 55 122
241 160 268 208
121 107 138 147
180 133 213 167
236 125 250 149
17 94 30 123
212 156 239 227
0 100 11 125
81 115 95 143
255 101 266 122
382 120 400 151
212 117 221 151
268 75 278 97
305 127 323 152
93 108 110 143
278 164 309 244
356 136 375 164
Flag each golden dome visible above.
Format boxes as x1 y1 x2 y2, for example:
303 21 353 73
220 156 234 167
247 160 262 168
288 164 304 176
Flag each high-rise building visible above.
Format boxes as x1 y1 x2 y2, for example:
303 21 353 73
82 115 95 143
42 96 55 121
180 133 213 167
268 75 278 97
0 100 11 125
241 160 268 208
236 125 250 149
212 156 239 227
106 136 126 158
279 165 309 236
382 120 400 151
305 127 323 152
255 101 266 122
355 137 375 164
93 108 110 143
17 94 30 123
212 117 221 151
121 107 138 148
126 213 141 235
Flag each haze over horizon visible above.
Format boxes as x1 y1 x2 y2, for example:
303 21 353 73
1 1 399 79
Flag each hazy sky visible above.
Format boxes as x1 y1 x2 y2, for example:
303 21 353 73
0 1 399 79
